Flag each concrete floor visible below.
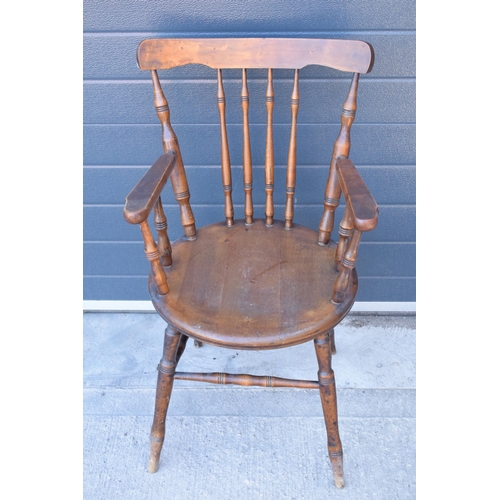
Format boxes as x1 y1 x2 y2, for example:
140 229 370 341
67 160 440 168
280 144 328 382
84 312 416 499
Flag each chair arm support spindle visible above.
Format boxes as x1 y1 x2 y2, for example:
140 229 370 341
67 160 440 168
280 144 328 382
332 158 378 304
154 196 172 267
124 152 177 295
332 227 361 303
334 211 354 272
140 220 169 295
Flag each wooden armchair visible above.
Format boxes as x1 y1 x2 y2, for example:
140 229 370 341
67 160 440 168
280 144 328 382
123 38 378 489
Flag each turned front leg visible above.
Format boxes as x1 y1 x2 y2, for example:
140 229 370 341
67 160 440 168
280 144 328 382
148 325 182 473
314 332 344 488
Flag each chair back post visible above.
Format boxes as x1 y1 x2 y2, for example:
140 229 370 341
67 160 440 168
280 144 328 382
318 73 359 245
150 70 197 240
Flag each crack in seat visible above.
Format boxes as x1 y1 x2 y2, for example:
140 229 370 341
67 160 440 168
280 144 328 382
150 219 357 350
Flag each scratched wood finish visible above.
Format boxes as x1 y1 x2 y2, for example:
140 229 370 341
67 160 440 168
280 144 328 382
137 38 374 73
149 219 356 349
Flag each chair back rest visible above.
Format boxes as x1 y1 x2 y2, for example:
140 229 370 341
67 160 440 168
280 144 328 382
136 38 374 233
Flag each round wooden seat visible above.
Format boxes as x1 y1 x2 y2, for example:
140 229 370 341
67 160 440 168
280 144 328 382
149 219 357 350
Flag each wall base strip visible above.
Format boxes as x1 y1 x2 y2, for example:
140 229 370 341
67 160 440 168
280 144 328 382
83 300 416 314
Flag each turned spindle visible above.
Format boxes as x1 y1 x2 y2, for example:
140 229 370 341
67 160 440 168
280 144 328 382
265 68 275 226
154 196 172 267
174 371 319 389
151 70 196 240
334 210 354 272
139 220 168 295
318 73 359 245
241 68 254 225
285 69 300 229
332 226 362 304
217 69 234 227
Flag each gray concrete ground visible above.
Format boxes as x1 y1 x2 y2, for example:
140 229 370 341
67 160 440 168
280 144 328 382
84 312 416 499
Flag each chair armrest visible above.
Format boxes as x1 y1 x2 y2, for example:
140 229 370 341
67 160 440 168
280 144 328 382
336 158 378 232
123 152 177 224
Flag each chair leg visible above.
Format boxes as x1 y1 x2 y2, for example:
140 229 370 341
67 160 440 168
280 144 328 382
148 325 182 473
176 334 189 364
314 332 344 488
329 329 337 355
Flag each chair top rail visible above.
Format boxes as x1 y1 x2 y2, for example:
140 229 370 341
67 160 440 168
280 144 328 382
137 38 374 73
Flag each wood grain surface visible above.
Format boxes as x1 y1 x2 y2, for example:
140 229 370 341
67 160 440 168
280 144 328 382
137 38 374 73
150 219 356 349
